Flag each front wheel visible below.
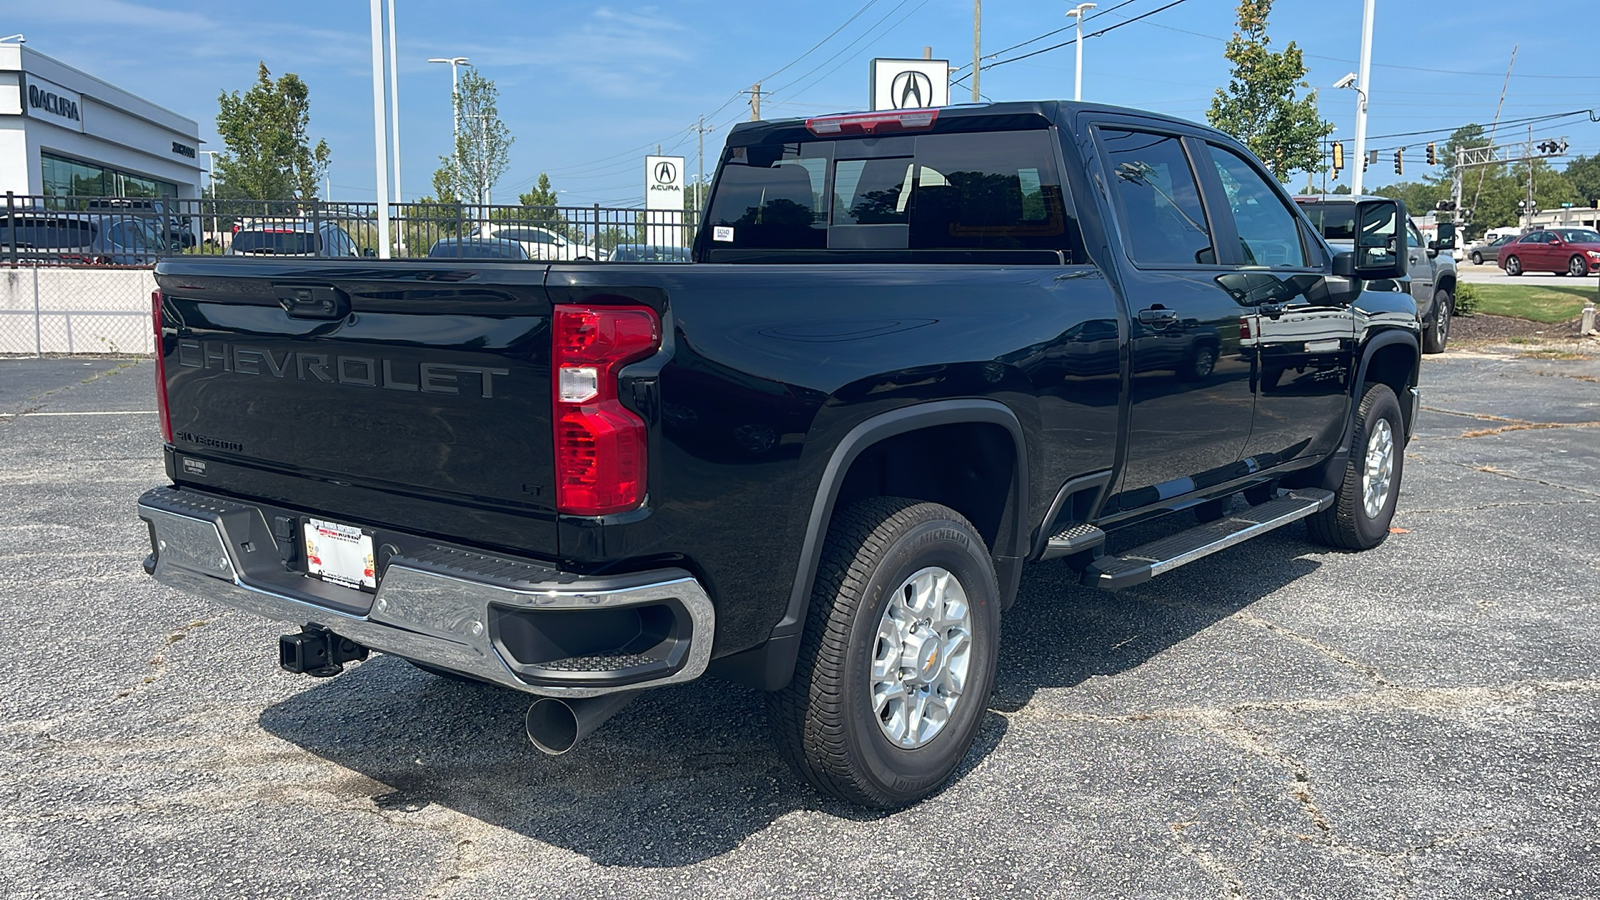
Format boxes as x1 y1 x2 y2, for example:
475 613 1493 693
1422 289 1452 354
1505 255 1522 276
1471 252 1484 266
1307 383 1405 551
1570 256 1589 278
768 497 1000 808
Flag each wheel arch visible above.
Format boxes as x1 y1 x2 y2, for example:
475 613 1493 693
1356 331 1421 438
752 400 1029 691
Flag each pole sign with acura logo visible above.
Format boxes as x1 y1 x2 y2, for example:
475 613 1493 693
23 75 86 133
645 155 686 247
870 58 950 112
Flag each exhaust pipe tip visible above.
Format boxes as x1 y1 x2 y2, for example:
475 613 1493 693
525 698 581 756
525 691 640 756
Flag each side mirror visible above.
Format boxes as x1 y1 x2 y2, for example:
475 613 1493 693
1332 198 1409 281
1437 222 1457 249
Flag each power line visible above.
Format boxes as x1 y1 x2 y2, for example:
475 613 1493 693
950 0 1146 75
756 0 886 84
1368 109 1597 141
765 0 921 99
979 0 1193 72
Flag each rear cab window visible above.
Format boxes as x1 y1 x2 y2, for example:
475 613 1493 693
233 230 323 255
700 121 1084 263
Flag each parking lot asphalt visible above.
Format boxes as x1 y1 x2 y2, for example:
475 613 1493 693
3 349 1598 899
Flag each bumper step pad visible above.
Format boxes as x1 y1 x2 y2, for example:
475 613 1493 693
1084 489 1334 590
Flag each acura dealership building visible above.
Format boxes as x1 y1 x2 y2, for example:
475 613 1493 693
0 43 202 201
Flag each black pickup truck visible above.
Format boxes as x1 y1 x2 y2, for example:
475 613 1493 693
140 102 1419 808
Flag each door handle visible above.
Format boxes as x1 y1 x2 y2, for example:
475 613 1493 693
1137 306 1178 326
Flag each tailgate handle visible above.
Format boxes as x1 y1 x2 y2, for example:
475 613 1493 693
274 284 350 320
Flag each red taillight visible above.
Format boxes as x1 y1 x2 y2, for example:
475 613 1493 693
152 290 173 444
552 305 661 516
805 108 939 136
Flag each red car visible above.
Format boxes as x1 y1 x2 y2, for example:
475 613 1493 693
1497 227 1600 277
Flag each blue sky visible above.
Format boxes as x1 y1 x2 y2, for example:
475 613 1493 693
5 0 1598 205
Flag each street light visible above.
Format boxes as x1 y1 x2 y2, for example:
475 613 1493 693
1345 0 1376 196
1065 3 1096 103
200 150 219 249
427 56 469 149
0 35 24 43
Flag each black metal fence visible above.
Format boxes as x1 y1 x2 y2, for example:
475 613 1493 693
2 193 700 266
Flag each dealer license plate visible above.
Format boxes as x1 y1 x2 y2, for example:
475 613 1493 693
303 518 377 591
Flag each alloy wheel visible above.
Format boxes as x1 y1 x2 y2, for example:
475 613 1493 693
871 567 973 749
1362 418 1395 520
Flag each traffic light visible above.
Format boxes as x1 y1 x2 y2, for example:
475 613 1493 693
1394 149 1403 175
1332 141 1344 172
1426 142 1436 165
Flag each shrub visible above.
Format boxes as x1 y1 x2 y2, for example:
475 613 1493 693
1454 281 1480 316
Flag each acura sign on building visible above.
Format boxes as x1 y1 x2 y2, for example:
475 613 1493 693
644 154 686 247
870 58 951 112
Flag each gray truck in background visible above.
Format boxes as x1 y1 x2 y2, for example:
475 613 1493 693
1296 196 1457 354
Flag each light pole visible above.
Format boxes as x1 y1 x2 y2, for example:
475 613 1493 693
369 0 391 258
200 150 219 249
427 56 469 150
1335 73 1368 196
387 0 402 206
1348 0 1376 196
0 34 24 43
1066 3 1095 102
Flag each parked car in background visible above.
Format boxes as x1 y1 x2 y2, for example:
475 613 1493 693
426 237 530 259
476 223 594 260
87 198 194 250
1497 227 1600 277
0 209 160 265
228 220 364 258
1466 234 1512 265
606 243 692 262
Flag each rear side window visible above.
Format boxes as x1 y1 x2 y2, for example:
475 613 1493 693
1 217 96 249
1298 203 1356 242
1098 129 1214 267
704 130 1081 257
233 230 322 255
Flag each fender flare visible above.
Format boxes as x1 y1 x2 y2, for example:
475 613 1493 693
1351 328 1421 440
756 400 1030 690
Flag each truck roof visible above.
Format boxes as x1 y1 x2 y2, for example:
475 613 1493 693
725 100 1243 147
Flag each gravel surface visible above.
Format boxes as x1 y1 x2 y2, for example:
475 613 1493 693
3 351 1598 899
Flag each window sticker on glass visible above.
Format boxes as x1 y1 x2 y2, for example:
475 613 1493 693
713 226 735 242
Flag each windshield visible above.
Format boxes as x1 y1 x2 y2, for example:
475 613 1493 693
1556 229 1600 243
1297 203 1357 242
232 230 322 255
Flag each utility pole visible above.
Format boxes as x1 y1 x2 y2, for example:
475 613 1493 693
749 83 762 121
1350 0 1376 196
972 0 981 102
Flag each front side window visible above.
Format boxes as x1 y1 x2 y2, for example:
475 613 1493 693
1099 129 1214 266
1206 144 1308 267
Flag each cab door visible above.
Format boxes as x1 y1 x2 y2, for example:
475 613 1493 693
1200 142 1355 469
1092 124 1255 513
1405 220 1435 309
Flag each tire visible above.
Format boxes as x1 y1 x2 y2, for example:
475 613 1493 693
1179 343 1218 382
1306 383 1404 551
1504 255 1522 276
1471 252 1484 266
1570 256 1588 278
767 497 1000 808
1422 289 1452 354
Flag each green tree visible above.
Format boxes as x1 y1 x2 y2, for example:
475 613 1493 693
1562 153 1600 206
519 173 559 209
1207 0 1333 181
214 63 330 200
435 69 513 207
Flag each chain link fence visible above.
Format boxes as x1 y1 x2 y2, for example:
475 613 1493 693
2 193 699 356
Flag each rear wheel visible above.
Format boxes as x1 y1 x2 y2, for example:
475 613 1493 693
1471 252 1484 265
768 497 1000 808
1570 256 1588 278
1505 255 1522 276
1307 383 1404 551
1422 289 1452 354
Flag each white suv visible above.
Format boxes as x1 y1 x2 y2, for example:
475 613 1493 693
476 224 594 261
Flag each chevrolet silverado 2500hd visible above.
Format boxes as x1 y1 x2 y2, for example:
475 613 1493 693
140 102 1419 808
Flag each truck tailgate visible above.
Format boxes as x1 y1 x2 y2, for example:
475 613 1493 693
153 259 557 553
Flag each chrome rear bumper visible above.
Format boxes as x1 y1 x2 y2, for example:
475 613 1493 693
138 487 713 698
